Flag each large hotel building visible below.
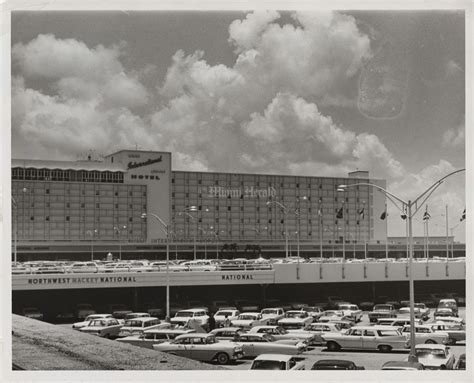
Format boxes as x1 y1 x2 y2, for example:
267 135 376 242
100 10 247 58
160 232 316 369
12 150 388 260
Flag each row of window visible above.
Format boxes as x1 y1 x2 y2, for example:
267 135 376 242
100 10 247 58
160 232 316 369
12 168 124 183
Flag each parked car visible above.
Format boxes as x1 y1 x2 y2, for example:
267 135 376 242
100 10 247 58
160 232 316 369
231 312 265 329
454 353 465 370
232 333 306 357
413 344 456 370
247 325 317 346
327 296 346 309
336 303 363 322
171 309 210 328
430 322 466 345
317 310 345 322
400 325 449 345
22 307 43 320
180 260 217 272
376 318 423 327
304 306 324 320
368 304 397 323
381 361 424 370
277 310 313 328
76 303 96 320
260 308 285 325
72 314 114 329
311 359 365 370
117 317 162 338
116 328 193 349
79 317 122 339
398 307 423 320
437 299 458 316
321 326 409 352
285 322 343 346
434 307 456 319
209 327 245 341
214 309 240 327
326 319 354 330
250 354 306 370
69 262 100 273
107 304 132 319
357 299 375 311
153 333 244 365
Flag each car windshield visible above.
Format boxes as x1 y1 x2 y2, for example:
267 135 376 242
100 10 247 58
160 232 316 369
286 312 303 318
416 349 446 358
338 305 355 310
239 315 256 320
216 311 233 316
251 360 286 370
281 323 305 329
176 312 193 317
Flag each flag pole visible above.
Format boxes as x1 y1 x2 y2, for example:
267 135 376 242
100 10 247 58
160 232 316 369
426 205 430 260
445 204 449 261
385 203 388 260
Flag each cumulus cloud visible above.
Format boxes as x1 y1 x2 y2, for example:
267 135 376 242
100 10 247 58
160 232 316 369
442 123 465 148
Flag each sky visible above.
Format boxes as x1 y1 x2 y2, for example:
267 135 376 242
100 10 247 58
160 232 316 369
10 10 466 241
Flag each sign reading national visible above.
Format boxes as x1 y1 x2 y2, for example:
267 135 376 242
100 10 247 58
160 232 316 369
221 274 254 280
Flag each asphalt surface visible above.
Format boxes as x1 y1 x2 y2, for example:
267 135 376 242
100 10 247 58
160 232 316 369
56 308 466 370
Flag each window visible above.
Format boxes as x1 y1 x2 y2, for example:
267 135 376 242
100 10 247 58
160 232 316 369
96 203 100 208
228 206 231 211
45 189 50 194
66 203 70 208
129 217 133 222
131 175 137 179
139 175 143 179
115 192 118 196
66 216 70 221
364 330 376 336
150 176 154 180
45 216 50 221
30 216 34 221
172 178 175 183
81 203 85 208
351 329 363 336
115 204 118 209
96 190 100 196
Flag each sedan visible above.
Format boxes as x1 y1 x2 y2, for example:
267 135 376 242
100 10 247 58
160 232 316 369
231 312 265 329
72 314 114 330
233 333 306 357
412 344 456 370
79 317 122 339
153 333 243 365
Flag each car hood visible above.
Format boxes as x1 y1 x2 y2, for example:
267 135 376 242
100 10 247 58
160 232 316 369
231 319 255 325
72 321 90 328
417 356 449 366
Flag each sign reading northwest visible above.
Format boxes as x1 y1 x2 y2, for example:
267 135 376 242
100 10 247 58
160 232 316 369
127 156 163 170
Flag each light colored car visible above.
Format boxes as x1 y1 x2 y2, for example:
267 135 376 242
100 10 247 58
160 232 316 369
117 328 193 349
235 333 306 357
248 325 317 346
214 309 240 327
260 308 285 325
250 354 306 370
398 307 423 319
400 325 449 345
287 322 343 346
79 317 122 338
304 306 324 320
434 307 456 319
117 317 163 338
180 260 217 271
438 299 458 316
434 317 464 327
231 312 265 329
69 262 100 273
153 333 243 365
337 304 363 322
72 314 113 329
76 303 96 320
317 310 345 322
413 344 456 369
22 307 43 320
322 326 410 352
209 327 245 340
430 322 466 345
376 318 423 327
149 261 189 272
171 309 210 327
277 310 313 329
368 304 397 323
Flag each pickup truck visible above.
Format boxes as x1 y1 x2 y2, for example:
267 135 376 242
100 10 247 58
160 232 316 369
250 354 306 370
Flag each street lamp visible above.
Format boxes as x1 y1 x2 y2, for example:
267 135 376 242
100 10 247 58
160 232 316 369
338 168 465 362
177 206 198 260
86 229 98 261
141 212 170 320
266 196 307 259
114 225 127 260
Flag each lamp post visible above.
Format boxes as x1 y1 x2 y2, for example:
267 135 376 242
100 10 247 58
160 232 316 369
177 206 198 260
114 225 127 260
338 168 465 362
267 196 307 259
141 212 170 320
209 226 224 260
86 229 98 261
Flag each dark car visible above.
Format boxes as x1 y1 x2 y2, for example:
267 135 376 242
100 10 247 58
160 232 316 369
382 361 424 370
455 353 465 370
311 359 365 370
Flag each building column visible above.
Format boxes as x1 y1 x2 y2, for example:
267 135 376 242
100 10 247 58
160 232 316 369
261 284 267 308
133 288 139 312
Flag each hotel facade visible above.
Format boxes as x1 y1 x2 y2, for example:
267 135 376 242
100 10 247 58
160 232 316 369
12 150 388 259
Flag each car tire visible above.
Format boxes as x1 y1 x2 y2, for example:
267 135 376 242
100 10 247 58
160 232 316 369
425 339 436 344
326 341 341 352
440 365 447 370
378 345 392 353
216 352 230 365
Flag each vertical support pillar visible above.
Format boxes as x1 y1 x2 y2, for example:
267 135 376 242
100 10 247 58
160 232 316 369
133 287 139 312
371 282 376 302
261 284 267 308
